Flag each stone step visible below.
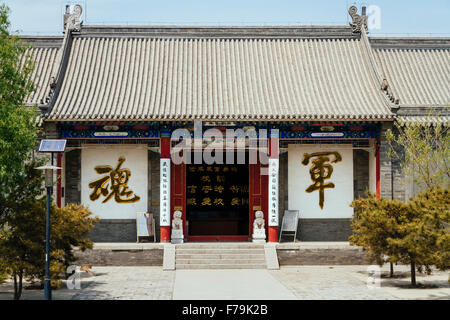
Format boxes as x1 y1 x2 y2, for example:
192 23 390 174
176 254 265 260
176 264 267 269
175 244 264 249
174 243 268 269
176 249 265 254
176 258 266 265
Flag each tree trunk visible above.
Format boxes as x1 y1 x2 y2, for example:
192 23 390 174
13 273 18 300
12 271 23 300
18 271 23 300
410 261 416 286
390 262 394 277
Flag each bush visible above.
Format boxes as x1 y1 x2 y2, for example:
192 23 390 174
350 193 411 266
0 271 7 284
0 202 99 299
350 188 450 286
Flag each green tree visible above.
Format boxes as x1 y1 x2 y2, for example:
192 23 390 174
387 188 449 286
350 193 410 266
0 4 38 223
0 179 99 300
386 111 449 191
350 189 450 286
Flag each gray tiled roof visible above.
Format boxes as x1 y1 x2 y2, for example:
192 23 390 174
21 36 63 107
398 115 449 125
372 38 450 108
47 33 393 121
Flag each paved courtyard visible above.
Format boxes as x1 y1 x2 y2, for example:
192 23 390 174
0 265 448 300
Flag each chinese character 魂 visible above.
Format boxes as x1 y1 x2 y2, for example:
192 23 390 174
88 156 140 203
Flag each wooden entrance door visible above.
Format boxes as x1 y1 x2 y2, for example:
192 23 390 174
171 161 268 242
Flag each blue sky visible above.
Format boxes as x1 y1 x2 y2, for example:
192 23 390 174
3 0 450 36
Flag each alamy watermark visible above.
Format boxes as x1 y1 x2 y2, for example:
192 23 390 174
367 5 381 30
66 265 82 290
366 265 381 289
170 121 278 175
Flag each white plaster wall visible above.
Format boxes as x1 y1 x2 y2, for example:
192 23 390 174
288 145 354 219
81 145 148 219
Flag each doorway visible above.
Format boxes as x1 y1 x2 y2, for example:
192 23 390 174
185 162 249 240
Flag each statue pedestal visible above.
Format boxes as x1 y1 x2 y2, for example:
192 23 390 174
252 229 266 243
171 230 184 244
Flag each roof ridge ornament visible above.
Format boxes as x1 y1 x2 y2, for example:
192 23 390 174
381 78 400 110
63 4 83 32
348 5 368 34
39 76 56 108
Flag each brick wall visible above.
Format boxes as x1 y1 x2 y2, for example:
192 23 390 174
43 122 58 139
88 219 137 242
65 149 81 204
277 247 369 265
391 128 407 202
148 150 161 241
353 149 369 199
74 248 163 266
296 218 352 241
278 152 289 232
380 123 393 199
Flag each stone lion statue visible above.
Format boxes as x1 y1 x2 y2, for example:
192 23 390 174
253 211 265 230
172 210 183 230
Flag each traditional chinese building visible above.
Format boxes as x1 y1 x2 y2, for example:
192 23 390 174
25 5 449 243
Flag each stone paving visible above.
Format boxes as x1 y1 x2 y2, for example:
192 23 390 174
0 267 175 300
173 269 297 300
270 265 450 300
269 266 394 300
71 267 175 300
0 265 448 300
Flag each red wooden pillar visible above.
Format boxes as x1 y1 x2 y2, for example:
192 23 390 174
268 134 279 242
376 139 381 199
171 162 186 236
249 162 268 238
56 153 63 208
160 137 171 242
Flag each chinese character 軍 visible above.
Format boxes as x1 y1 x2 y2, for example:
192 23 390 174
301 151 342 209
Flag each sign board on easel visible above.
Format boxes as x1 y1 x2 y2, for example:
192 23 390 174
136 212 156 242
279 210 299 242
